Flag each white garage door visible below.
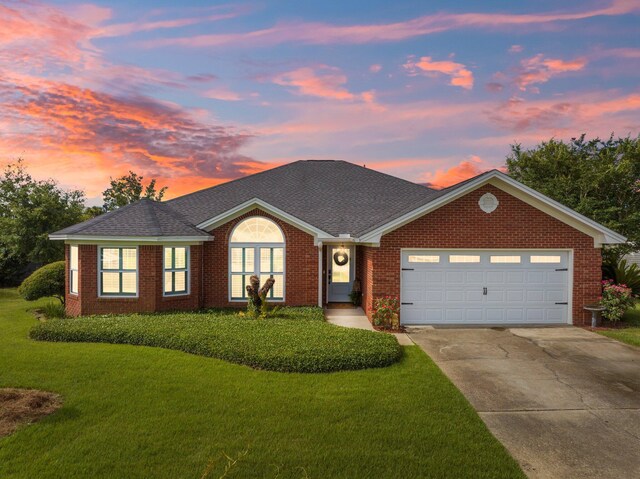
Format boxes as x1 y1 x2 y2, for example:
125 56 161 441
401 250 570 325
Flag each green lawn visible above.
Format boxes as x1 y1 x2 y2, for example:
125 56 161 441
598 304 640 347
0 289 524 478
30 308 401 373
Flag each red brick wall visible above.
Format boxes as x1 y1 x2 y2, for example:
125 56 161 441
65 244 202 316
203 209 319 308
362 184 602 326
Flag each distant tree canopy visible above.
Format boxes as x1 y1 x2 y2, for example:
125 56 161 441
0 161 86 285
102 171 167 211
0 162 167 286
506 135 640 263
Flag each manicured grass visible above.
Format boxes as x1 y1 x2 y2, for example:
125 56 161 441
598 304 640 347
30 308 402 373
0 289 524 478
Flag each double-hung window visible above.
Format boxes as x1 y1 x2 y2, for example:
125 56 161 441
99 247 137 296
229 217 285 301
259 247 284 299
164 246 189 295
69 245 79 294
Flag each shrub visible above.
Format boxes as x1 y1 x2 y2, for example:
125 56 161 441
30 308 402 373
613 260 640 297
41 302 66 319
372 296 400 330
18 261 65 304
599 280 635 323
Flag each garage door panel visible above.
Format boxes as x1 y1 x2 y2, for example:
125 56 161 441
506 290 524 302
446 271 464 283
486 308 505 322
546 290 565 302
506 271 525 283
547 308 564 322
486 271 505 283
547 272 566 284
466 290 484 302
526 271 545 283
526 290 544 302
401 250 569 325
466 271 484 283
425 271 444 283
486 290 505 302
425 290 443 302
401 307 425 324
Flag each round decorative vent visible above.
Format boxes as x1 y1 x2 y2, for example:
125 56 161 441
479 193 499 213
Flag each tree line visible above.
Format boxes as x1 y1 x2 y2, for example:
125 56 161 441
1 135 638 286
0 161 166 286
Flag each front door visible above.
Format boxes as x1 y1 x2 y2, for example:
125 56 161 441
328 245 355 302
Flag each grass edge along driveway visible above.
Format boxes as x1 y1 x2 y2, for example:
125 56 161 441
0 289 524 479
597 304 640 347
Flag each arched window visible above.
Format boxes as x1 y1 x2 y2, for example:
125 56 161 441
229 217 284 301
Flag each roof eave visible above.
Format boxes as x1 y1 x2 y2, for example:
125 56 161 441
49 234 213 243
196 197 335 241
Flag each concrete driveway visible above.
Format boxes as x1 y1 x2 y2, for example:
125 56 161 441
408 327 640 479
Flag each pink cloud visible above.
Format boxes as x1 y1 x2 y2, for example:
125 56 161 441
511 54 588 91
487 92 640 133
0 75 262 197
142 1 639 49
404 56 474 90
509 45 523 53
421 156 490 189
204 86 243 101
273 66 376 102
369 64 382 73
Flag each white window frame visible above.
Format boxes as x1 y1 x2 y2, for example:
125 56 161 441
97 246 139 298
163 246 190 297
228 218 285 302
69 245 79 295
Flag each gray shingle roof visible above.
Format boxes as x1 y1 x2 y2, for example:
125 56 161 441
168 160 440 237
52 198 210 238
52 160 453 238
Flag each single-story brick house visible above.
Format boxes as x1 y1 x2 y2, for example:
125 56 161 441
51 160 626 325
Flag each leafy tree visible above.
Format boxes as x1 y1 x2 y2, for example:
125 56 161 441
102 171 167 211
0 161 86 286
18 261 66 304
506 135 640 263
83 206 104 220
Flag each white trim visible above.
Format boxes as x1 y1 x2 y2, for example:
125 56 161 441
162 246 191 297
399 248 573 325
69 245 79 296
317 242 323 307
97 246 139 298
228 217 286 303
51 235 211 243
196 198 333 241
361 170 627 246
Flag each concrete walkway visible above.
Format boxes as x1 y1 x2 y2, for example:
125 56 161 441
325 307 413 345
409 326 640 479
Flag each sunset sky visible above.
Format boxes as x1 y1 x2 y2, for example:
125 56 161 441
2 0 639 204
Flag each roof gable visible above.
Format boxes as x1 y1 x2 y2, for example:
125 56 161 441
359 170 627 246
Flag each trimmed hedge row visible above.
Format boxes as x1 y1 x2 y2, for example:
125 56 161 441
30 308 402 373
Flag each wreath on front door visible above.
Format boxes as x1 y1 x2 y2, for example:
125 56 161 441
333 251 349 266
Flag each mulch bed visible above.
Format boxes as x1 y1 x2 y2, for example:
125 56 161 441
0 388 62 438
